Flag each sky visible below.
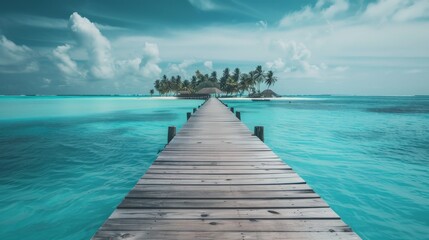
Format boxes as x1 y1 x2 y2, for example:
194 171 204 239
0 0 428 95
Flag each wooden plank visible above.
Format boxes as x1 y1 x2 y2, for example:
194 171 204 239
141 173 300 179
145 169 294 174
100 219 352 232
126 190 318 199
132 184 312 192
148 165 291 170
91 97 360 240
93 231 360 240
136 177 306 185
118 198 329 209
109 208 340 220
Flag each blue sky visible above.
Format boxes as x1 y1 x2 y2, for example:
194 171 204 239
0 0 428 95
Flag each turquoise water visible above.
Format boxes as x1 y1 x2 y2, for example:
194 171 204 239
0 96 203 240
224 96 429 240
0 96 428 239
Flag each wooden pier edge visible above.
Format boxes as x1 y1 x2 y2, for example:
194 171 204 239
92 98 361 240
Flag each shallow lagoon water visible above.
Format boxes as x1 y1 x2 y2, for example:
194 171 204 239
0 96 203 240
0 96 428 239
224 96 429 240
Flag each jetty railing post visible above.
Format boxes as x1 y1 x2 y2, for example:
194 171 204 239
236 111 241 120
254 126 264 142
187 112 191 120
167 126 176 143
193 108 197 113
230 107 234 113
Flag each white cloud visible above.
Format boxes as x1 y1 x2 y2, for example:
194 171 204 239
267 40 319 76
69 12 114 79
169 59 196 75
266 58 285 71
319 0 349 19
0 35 39 73
204 60 213 70
53 12 162 82
280 0 349 27
52 44 84 78
0 35 33 65
188 0 219 11
362 0 429 23
140 42 162 78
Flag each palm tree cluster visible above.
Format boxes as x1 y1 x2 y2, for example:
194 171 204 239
153 65 277 96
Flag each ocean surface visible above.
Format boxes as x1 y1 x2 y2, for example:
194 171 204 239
0 96 428 240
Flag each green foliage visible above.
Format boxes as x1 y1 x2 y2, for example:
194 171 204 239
152 65 277 96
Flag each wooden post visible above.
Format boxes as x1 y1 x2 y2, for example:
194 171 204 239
167 126 176 143
254 126 264 142
230 107 234 113
193 108 197 113
236 111 241 120
187 112 191 120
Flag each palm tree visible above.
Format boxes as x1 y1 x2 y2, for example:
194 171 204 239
265 70 277 89
160 77 169 96
154 79 160 94
209 71 218 83
195 70 204 85
175 75 182 94
239 73 253 95
183 79 190 91
225 76 239 96
232 68 240 82
220 68 230 92
190 76 197 92
149 89 154 96
254 65 265 93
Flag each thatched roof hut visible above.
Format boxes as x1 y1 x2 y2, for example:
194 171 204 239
197 87 222 95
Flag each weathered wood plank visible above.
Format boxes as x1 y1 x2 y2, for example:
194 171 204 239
132 184 312 192
136 177 306 185
118 198 329 209
141 173 300 179
109 208 340 220
126 190 318 199
93 231 360 240
100 219 352 232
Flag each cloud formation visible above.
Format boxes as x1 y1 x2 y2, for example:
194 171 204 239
280 0 349 27
267 40 319 76
362 0 429 22
140 42 162 78
0 35 38 73
52 12 162 82
169 59 197 76
52 44 83 78
69 12 114 79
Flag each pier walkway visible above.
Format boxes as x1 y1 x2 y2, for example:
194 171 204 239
92 98 360 240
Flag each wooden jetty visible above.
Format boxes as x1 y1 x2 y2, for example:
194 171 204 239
92 98 360 240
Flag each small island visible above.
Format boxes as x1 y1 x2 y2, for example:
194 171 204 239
152 65 279 98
